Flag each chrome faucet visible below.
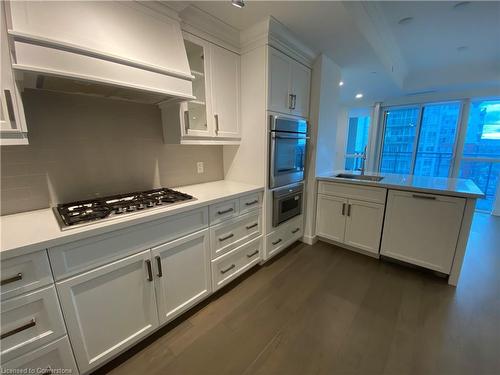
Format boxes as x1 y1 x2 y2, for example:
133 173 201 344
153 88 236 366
355 146 367 176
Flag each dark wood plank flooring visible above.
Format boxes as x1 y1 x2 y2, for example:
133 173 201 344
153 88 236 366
96 213 500 375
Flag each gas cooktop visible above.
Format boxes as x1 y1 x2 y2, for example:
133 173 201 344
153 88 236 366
54 188 195 230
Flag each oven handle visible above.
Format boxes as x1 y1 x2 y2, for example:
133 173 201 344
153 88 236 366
271 134 310 140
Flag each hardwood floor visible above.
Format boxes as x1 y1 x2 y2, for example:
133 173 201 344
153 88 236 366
96 213 500 375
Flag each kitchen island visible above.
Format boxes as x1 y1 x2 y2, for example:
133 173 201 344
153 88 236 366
315 171 484 286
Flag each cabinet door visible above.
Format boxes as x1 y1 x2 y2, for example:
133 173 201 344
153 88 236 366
183 34 214 137
268 47 292 115
344 199 384 254
152 229 211 325
316 194 347 243
290 61 311 118
211 44 240 138
56 250 159 373
381 190 465 273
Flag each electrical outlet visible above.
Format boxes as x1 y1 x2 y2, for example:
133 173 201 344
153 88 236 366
197 162 204 174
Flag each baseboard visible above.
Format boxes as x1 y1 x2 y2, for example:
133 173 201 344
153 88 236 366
301 235 318 245
317 237 380 259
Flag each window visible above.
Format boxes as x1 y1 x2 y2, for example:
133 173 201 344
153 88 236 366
379 102 461 177
458 100 500 212
344 111 370 170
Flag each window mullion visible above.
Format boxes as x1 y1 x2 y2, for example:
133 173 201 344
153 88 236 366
410 105 424 175
451 99 471 178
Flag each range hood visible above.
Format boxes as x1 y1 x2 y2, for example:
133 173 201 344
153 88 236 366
6 1 195 105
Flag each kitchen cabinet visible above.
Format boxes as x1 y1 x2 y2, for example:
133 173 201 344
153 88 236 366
316 182 386 255
56 250 159 373
152 229 212 325
161 33 241 144
1 1 28 145
381 190 465 274
267 47 311 118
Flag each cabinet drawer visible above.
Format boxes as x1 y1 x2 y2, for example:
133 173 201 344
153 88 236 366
212 236 262 291
49 207 208 280
239 192 261 215
1 286 67 363
209 199 239 225
1 251 53 300
318 181 386 204
210 210 261 260
267 215 303 259
1 336 78 374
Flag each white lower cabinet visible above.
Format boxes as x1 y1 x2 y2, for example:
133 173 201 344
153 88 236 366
344 199 385 254
316 195 347 243
152 229 212 325
56 250 159 373
381 190 465 273
0 286 67 363
1 336 78 374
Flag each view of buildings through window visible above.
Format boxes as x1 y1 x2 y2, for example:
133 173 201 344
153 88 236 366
377 99 500 213
345 114 370 170
459 100 500 211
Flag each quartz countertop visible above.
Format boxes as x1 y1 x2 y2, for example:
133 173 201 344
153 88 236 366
0 180 264 258
317 171 484 199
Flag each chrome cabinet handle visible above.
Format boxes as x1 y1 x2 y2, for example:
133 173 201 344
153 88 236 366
214 114 219 134
341 203 346 216
145 260 153 282
347 204 351 217
221 264 235 274
291 228 300 234
1 272 23 286
217 207 234 215
4 89 17 127
288 94 294 110
245 200 259 206
246 250 259 258
219 233 234 242
155 256 163 278
412 194 436 200
246 223 258 230
272 238 282 246
183 110 190 133
291 94 297 110
1 318 36 340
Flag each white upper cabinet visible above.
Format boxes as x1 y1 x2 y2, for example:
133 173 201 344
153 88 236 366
267 47 311 118
211 44 240 138
1 1 28 145
161 33 241 144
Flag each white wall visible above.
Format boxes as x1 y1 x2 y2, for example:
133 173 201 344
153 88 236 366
303 54 341 243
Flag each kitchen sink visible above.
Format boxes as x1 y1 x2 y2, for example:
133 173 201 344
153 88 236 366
335 173 384 182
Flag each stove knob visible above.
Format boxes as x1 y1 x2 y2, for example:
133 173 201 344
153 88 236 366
115 207 125 214
147 201 154 208
137 203 145 210
155 199 162 205
127 205 136 212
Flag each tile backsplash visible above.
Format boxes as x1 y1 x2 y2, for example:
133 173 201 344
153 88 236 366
0 90 224 216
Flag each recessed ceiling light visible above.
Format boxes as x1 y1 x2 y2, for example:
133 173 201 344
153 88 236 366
355 93 363 99
457 45 468 52
398 17 413 25
453 1 470 9
231 0 245 8
339 81 344 87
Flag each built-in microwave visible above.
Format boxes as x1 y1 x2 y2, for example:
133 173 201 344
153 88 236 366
269 115 309 189
273 182 303 227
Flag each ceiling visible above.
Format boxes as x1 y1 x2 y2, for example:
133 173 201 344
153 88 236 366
169 1 500 106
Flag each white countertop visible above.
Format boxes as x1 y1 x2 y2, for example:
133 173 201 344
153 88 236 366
0 180 263 258
317 171 484 199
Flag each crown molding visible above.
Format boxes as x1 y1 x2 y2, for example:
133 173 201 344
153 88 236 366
240 16 317 67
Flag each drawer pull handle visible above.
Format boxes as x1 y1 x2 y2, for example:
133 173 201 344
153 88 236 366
272 238 282 246
0 272 23 286
412 194 436 200
217 208 234 215
219 233 235 242
246 223 258 230
341 203 346 216
145 260 153 282
246 250 259 258
1 318 36 340
221 264 236 274
291 228 300 234
245 200 259 206
155 256 163 278
347 204 351 217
